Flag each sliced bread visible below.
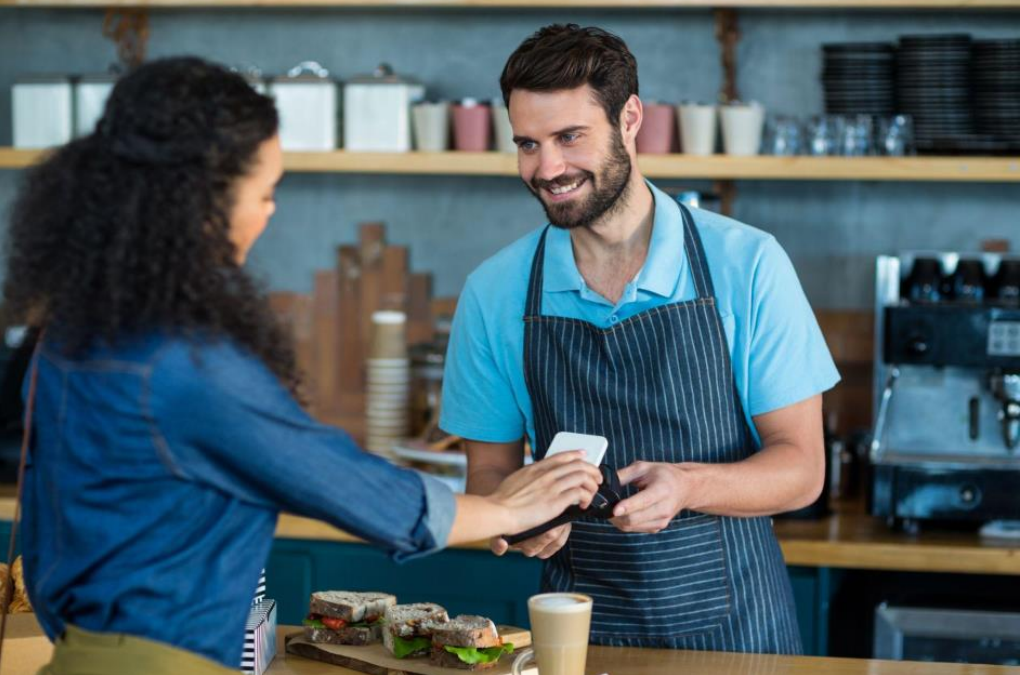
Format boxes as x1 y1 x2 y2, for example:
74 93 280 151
382 602 449 657
304 623 382 646
429 615 501 648
308 591 396 622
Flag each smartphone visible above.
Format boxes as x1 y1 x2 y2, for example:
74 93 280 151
544 431 608 466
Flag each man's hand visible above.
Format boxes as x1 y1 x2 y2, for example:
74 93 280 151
610 461 687 533
490 523 571 559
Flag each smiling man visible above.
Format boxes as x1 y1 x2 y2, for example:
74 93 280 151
440 24 840 653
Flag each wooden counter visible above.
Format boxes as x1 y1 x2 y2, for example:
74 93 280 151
3 621 1019 675
3 492 1018 576
774 508 1020 575
274 504 1020 576
267 626 1020 675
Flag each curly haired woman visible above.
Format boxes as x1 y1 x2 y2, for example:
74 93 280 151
2 57 600 674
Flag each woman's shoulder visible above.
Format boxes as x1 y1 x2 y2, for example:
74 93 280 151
149 332 278 392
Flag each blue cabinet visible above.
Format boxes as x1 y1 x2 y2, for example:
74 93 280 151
266 538 835 655
0 518 835 655
267 539 543 628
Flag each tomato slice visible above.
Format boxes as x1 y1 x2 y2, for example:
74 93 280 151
321 616 347 631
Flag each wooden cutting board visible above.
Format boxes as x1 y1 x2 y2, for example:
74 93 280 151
285 626 535 675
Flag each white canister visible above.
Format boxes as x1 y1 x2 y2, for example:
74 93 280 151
269 61 340 152
74 74 117 137
13 77 73 148
720 102 766 156
677 103 717 156
233 65 268 95
343 64 425 153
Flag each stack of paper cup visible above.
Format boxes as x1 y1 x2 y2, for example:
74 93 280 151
365 311 410 457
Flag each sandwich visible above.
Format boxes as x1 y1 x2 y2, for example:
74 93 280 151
429 615 514 670
302 591 396 645
382 602 449 658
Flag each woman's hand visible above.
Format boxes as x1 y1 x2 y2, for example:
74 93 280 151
489 523 571 559
489 452 602 537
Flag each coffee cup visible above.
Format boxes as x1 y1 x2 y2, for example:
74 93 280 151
369 311 407 359
677 102 717 156
511 593 592 675
635 101 675 154
720 101 766 156
492 101 516 154
452 98 492 152
411 101 450 152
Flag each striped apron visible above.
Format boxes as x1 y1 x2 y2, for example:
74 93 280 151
523 202 802 654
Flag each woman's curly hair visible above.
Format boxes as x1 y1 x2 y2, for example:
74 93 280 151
2 56 301 395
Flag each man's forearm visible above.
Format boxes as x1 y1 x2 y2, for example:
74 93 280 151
680 442 824 518
466 467 513 496
465 439 526 497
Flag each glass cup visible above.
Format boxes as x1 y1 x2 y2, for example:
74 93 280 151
878 114 915 156
511 593 592 675
764 115 802 156
806 114 843 156
839 114 874 157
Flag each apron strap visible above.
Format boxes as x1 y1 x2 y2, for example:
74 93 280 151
524 226 551 317
526 203 717 318
677 202 717 300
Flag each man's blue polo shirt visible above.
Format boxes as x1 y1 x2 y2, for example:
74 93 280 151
440 181 840 449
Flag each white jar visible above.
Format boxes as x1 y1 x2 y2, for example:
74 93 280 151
269 61 340 151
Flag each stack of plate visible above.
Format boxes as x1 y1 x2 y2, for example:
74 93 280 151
973 39 1020 142
365 356 411 457
896 34 976 149
821 42 896 116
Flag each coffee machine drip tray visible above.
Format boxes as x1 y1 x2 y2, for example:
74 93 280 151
871 463 1020 523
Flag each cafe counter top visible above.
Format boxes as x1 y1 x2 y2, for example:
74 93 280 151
273 504 1020 576
2 491 1018 575
4 621 1019 675
266 626 1019 675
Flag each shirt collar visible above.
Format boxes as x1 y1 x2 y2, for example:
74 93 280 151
543 180 686 299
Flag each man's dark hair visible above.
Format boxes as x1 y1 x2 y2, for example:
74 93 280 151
499 24 639 125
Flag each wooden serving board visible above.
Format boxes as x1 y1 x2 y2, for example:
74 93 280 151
285 626 535 675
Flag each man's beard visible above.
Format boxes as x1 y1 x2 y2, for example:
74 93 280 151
527 129 632 231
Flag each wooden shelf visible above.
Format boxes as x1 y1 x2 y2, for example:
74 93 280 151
3 0 1020 7
4 147 1020 181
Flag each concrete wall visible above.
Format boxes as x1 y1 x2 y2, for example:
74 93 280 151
2 8 1018 307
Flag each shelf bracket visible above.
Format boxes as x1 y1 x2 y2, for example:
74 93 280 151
102 9 150 70
713 8 740 104
714 179 737 217
713 9 740 216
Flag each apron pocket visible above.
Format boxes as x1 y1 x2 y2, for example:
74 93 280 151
567 514 732 639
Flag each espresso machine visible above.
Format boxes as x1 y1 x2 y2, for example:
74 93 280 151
870 252 1020 531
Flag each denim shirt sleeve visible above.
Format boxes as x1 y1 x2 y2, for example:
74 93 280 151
148 339 455 562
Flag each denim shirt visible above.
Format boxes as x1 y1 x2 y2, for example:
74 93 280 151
20 332 456 667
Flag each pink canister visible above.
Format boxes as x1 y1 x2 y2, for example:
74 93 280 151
452 99 492 152
636 103 676 155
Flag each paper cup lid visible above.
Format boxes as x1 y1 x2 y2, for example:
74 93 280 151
372 311 406 324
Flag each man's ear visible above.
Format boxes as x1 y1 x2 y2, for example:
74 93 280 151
619 95 643 147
